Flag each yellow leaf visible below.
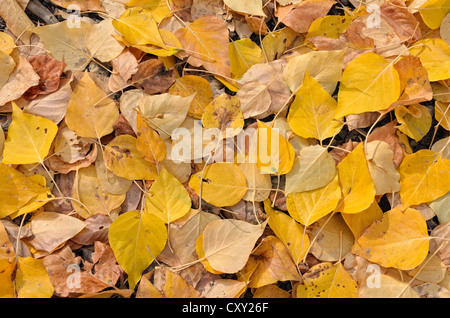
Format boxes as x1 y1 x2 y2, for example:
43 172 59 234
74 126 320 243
296 262 358 298
201 279 247 298
261 27 302 62
188 163 247 207
283 48 346 95
243 236 301 288
169 75 214 119
0 259 15 298
112 7 166 48
0 163 49 219
409 38 450 82
3 102 57 165
285 145 336 195
341 200 383 239
15 257 54 298
136 113 166 164
265 199 310 264
201 93 244 138
95 152 133 195
108 210 167 289
145 167 191 223
256 120 295 175
336 143 376 214
201 219 266 273
195 233 223 274
253 284 291 298
126 29 182 57
365 140 401 196
358 273 419 298
0 31 15 54
174 15 231 78
65 72 119 139
223 0 266 16
126 0 172 23
287 71 342 141
435 101 450 130
239 162 272 202
335 52 401 118
104 134 158 181
309 213 354 262
306 14 356 39
399 149 450 207
228 38 263 78
72 165 126 219
286 174 341 226
418 0 450 29
352 207 429 270
395 104 432 142
0 222 15 262
158 267 202 298
0 51 15 88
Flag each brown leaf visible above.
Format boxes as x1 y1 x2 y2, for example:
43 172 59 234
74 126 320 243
113 113 137 137
276 0 335 33
131 59 177 95
71 214 112 246
23 55 66 100
108 49 139 92
429 222 450 266
380 0 422 43
367 120 404 167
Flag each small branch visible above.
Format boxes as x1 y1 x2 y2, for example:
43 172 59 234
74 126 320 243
27 0 59 24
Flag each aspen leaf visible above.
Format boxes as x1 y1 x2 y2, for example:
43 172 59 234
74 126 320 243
108 210 167 289
365 140 401 195
309 213 354 262
169 75 214 119
72 165 126 219
409 38 450 82
136 113 167 164
418 0 450 29
223 0 266 17
395 104 432 142
2 102 57 165
126 0 172 23
0 259 15 297
359 273 419 298
95 152 133 195
201 219 266 273
286 174 341 226
336 143 376 214
399 149 450 207
158 267 202 298
112 7 166 48
256 120 295 175
283 48 346 95
0 51 15 88
243 236 301 288
201 93 244 138
341 200 383 239
285 145 336 195
265 199 310 264
335 53 401 118
104 134 158 181
287 71 342 141
297 262 358 298
435 101 450 130
188 163 247 207
65 72 119 139
174 15 231 78
407 254 447 284
261 27 301 62
145 167 191 223
352 207 429 270
306 15 356 39
239 162 271 202
228 38 264 79
15 257 54 298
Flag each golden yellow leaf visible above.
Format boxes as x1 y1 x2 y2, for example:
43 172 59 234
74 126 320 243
399 149 450 207
169 75 214 119
286 174 341 226
15 257 54 298
409 38 450 82
145 167 191 223
418 0 450 29
341 200 383 239
104 134 158 181
306 14 356 39
336 143 376 214
201 93 244 138
112 7 165 48
158 267 202 298
188 163 247 207
256 120 295 175
65 72 119 139
223 0 266 17
287 71 342 141
335 52 401 118
352 207 429 270
265 199 310 264
253 284 291 298
297 262 358 298
228 38 263 78
0 259 15 298
3 102 57 165
136 113 166 164
108 210 167 289
126 0 172 23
